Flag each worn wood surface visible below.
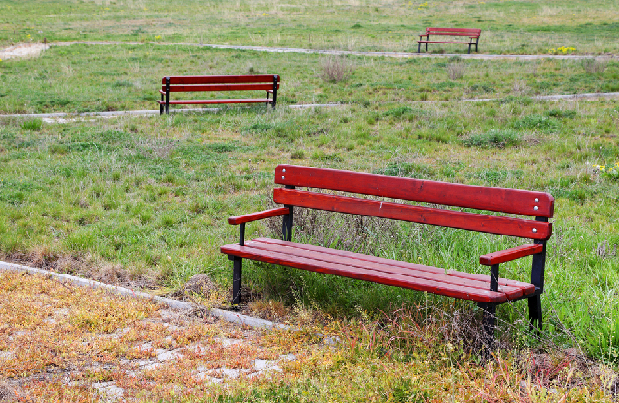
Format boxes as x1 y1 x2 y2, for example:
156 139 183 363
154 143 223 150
273 188 552 239
274 165 554 218
162 75 280 85
228 207 290 225
221 238 537 303
480 244 543 266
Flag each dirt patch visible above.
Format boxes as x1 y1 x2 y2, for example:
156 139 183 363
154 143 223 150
0 43 49 60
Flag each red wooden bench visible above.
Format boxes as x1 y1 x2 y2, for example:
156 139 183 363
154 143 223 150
158 74 280 115
418 27 481 54
221 165 554 349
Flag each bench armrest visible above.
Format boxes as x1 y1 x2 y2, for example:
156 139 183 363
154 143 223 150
480 244 543 266
228 207 290 225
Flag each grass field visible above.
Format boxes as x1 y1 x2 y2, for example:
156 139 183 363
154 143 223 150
1 0 619 400
2 0 619 54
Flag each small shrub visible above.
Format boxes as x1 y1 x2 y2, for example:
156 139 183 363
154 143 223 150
320 56 354 83
581 58 607 74
463 129 521 148
22 119 43 131
447 63 466 80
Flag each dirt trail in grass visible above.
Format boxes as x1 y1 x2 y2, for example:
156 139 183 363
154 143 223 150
49 41 618 61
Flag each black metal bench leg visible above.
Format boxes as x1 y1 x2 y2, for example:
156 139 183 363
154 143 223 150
528 294 542 334
232 256 242 308
468 43 472 54
479 302 497 360
418 42 421 53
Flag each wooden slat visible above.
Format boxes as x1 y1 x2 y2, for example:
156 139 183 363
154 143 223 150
161 83 275 93
162 75 279 85
228 207 290 225
160 98 271 105
221 242 509 303
244 239 529 300
427 27 481 34
274 165 554 217
273 188 552 240
254 237 535 292
418 41 476 44
480 244 543 266
423 34 478 37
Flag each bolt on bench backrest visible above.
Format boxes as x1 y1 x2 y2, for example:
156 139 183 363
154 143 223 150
273 165 553 240
161 75 280 93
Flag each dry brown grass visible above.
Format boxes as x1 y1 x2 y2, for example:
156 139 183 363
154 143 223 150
0 271 319 402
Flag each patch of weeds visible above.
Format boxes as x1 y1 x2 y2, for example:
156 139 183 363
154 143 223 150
311 150 343 162
374 161 436 179
594 162 619 181
512 115 559 133
473 168 523 186
581 58 607 74
112 80 133 87
546 109 577 119
383 106 413 118
462 129 521 148
290 149 305 159
207 142 236 153
21 119 43 131
382 106 430 120
468 84 494 93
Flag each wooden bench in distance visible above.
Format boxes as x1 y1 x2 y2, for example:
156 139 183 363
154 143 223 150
220 165 554 351
158 74 280 115
418 27 481 54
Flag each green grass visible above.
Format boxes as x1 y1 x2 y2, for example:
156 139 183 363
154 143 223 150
2 0 619 54
2 44 619 114
1 0 619 374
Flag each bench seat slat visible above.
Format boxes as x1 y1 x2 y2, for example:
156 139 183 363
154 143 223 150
274 165 553 217
418 40 476 44
244 239 532 300
157 98 272 105
273 188 552 239
161 83 277 92
221 241 535 303
253 238 536 292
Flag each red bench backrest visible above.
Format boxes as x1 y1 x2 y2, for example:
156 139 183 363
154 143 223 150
426 27 481 36
272 165 553 240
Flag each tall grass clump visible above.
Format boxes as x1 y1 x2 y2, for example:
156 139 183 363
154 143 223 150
582 58 607 74
21 119 43 131
447 62 466 80
320 56 354 83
